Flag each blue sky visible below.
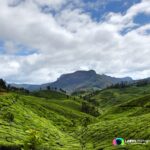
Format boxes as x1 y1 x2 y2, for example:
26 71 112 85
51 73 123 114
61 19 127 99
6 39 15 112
82 0 142 21
0 40 37 56
0 0 150 84
134 13 150 25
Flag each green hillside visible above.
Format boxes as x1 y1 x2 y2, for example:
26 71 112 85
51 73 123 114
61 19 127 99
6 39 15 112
83 85 150 150
0 91 94 150
0 85 150 150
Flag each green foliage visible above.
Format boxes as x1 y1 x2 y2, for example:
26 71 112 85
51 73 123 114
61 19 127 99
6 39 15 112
3 112 14 122
107 81 131 89
32 90 67 100
81 117 91 128
7 86 30 94
0 84 150 150
23 129 42 150
81 102 100 117
136 79 149 87
82 85 150 149
0 144 22 150
0 92 90 149
74 117 92 150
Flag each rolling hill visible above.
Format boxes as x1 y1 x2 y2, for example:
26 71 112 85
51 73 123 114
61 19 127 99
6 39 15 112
0 90 94 150
82 85 150 150
0 80 150 150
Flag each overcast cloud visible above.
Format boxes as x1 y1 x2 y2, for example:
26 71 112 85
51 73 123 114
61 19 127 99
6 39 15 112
0 0 150 84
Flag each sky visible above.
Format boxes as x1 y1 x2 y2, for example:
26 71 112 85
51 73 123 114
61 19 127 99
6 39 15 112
0 0 150 84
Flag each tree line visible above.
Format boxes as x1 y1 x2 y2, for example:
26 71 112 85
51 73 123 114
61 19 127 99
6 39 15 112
0 78 29 93
46 86 67 94
107 79 150 89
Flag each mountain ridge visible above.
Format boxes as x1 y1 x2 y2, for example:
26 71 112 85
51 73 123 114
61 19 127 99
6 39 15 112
10 70 133 92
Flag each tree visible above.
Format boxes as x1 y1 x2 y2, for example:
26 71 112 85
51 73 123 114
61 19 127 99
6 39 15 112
47 86 51 90
107 81 130 89
81 102 100 117
0 79 7 90
59 88 66 93
136 79 149 87
7 84 11 92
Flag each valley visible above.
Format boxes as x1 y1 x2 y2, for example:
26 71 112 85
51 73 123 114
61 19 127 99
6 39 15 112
0 82 150 149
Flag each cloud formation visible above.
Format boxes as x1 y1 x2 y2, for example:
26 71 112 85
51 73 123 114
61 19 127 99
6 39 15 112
0 0 150 84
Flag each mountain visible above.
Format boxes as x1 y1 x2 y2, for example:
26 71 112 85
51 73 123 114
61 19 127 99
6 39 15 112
45 70 133 92
10 70 133 92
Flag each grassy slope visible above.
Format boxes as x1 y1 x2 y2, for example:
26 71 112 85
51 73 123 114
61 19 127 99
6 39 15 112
0 91 93 150
0 85 150 150
85 85 150 150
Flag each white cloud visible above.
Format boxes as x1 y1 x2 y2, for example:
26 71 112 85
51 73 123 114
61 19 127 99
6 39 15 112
0 0 150 84
106 0 150 28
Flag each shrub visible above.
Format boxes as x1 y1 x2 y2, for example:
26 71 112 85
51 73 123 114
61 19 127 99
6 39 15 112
24 129 42 150
81 102 100 117
3 112 14 122
0 144 22 150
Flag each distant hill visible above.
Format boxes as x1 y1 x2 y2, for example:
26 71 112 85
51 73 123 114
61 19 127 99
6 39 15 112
10 83 41 91
10 70 133 92
44 70 133 92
